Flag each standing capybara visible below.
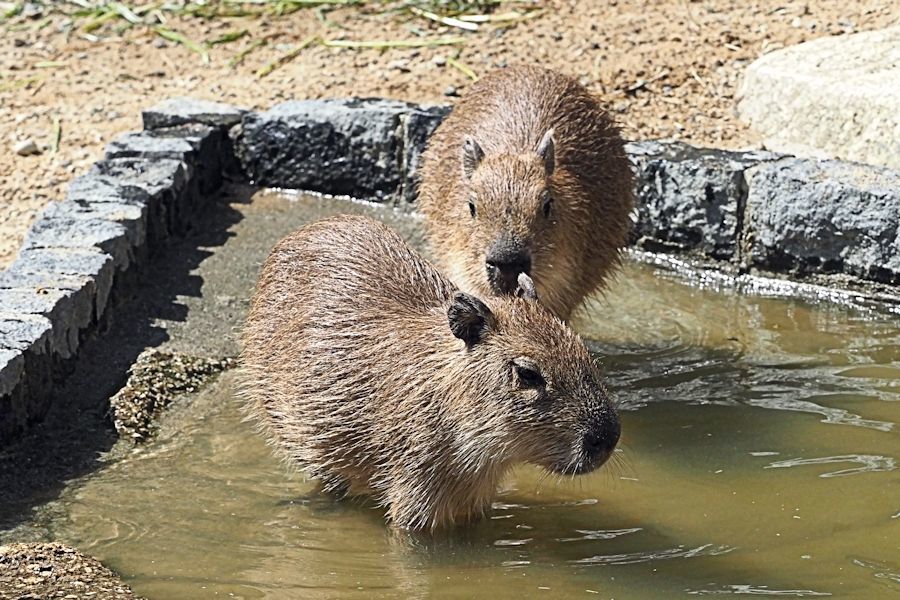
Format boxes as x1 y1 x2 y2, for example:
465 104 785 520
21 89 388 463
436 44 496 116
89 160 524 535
240 215 620 531
417 65 634 321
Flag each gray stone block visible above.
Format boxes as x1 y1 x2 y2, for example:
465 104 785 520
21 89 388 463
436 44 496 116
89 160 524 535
11 248 115 321
0 270 89 292
42 199 148 250
87 157 188 199
0 287 92 358
627 141 776 259
743 157 900 283
234 98 412 201
143 97 247 130
0 349 24 398
0 315 52 353
84 158 192 239
105 125 224 196
400 104 450 204
22 212 131 270
105 132 195 160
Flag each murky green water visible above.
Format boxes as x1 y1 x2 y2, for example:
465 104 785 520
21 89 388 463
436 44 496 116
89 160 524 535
16 192 900 598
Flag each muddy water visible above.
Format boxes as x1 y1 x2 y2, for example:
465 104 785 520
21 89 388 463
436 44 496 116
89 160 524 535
14 192 900 598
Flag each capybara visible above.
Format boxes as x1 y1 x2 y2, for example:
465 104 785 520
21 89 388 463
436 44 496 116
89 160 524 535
240 215 620 531
418 65 634 321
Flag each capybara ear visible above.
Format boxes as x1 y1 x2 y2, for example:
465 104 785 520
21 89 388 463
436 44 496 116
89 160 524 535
448 292 494 346
515 273 539 302
536 128 555 176
461 137 485 180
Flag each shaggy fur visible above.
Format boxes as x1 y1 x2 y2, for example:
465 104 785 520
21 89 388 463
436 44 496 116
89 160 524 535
241 215 619 531
417 65 635 321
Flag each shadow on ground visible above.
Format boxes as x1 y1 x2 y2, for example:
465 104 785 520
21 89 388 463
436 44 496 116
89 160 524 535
0 187 247 535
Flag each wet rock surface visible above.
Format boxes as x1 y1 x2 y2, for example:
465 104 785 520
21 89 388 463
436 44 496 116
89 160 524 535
743 157 900 284
111 350 235 442
0 542 141 600
628 141 776 259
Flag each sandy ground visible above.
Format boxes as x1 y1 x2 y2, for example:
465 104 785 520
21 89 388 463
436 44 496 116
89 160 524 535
0 1 897 267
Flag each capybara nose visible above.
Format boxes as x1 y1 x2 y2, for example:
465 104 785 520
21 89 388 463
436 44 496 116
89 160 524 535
485 254 531 277
485 240 531 294
584 414 620 461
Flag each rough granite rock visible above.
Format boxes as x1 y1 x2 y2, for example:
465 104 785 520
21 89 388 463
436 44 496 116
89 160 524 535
81 157 192 239
0 287 92 359
627 141 776 259
143 96 247 130
39 198 148 250
234 98 412 201
22 213 131 270
9 248 115 321
0 349 24 397
737 27 900 169
0 315 52 353
400 104 450 204
105 124 225 195
743 157 900 283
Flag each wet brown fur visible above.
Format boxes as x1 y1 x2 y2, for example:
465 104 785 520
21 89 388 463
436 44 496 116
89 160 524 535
418 65 634 320
240 215 618 531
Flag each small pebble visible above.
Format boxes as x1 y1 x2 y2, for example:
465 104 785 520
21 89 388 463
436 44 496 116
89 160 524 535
432 55 447 66
386 59 409 72
14 139 40 156
443 85 459 97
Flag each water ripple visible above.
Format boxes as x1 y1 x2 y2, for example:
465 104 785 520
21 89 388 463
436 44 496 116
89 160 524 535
571 543 734 565
556 527 642 543
686 584 831 596
765 455 897 478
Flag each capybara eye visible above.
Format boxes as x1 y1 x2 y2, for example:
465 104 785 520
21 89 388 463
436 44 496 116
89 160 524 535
542 194 553 219
514 364 545 388
469 200 477 219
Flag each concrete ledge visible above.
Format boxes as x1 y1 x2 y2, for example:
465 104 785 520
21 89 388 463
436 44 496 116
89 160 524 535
2 95 898 445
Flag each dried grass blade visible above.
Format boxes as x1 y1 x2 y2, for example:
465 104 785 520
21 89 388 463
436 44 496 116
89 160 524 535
51 117 62 153
256 35 318 78
228 38 267 68
323 36 465 49
447 57 477 80
154 27 210 64
409 6 478 32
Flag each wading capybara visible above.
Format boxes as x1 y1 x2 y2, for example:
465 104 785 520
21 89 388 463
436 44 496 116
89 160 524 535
417 65 634 321
240 215 620 531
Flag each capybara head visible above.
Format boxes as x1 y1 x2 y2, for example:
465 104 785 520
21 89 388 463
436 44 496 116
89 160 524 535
460 131 560 297
445 275 619 477
418 65 635 321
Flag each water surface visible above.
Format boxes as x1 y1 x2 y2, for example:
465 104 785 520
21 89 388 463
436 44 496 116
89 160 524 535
12 191 900 598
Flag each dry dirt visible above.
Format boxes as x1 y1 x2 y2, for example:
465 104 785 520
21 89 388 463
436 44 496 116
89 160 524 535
1 0 897 268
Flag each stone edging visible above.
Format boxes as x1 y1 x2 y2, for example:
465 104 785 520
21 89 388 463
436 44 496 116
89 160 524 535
1 96 898 443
